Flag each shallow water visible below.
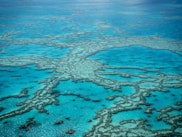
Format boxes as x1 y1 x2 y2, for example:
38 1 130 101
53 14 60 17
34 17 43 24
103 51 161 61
0 0 182 137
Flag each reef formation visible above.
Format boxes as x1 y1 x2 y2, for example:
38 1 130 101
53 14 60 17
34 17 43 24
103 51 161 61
0 29 182 136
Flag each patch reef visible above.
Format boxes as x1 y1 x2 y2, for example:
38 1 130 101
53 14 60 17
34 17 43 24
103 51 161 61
0 32 182 136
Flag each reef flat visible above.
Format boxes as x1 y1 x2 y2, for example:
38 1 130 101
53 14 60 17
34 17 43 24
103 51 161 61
0 0 182 136
0 33 182 136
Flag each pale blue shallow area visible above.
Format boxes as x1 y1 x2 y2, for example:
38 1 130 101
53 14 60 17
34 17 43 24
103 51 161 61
0 44 69 58
0 65 52 96
0 65 52 114
0 0 182 137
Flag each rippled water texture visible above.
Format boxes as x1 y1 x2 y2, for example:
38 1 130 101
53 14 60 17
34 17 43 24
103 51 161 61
0 0 182 137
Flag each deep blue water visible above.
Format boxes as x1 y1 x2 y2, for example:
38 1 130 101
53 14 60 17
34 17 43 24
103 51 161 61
0 0 182 137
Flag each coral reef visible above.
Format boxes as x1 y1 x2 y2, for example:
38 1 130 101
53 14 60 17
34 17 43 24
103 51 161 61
0 31 182 136
19 117 37 131
0 76 61 121
66 129 75 135
0 88 28 101
54 120 64 125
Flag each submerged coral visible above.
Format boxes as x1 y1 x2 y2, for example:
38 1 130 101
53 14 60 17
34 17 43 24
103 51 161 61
0 34 181 136
0 2 182 135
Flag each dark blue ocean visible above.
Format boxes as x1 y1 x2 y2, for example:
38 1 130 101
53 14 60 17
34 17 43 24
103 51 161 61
0 0 182 137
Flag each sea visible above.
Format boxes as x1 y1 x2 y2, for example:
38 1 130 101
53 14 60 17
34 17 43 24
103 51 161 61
0 0 182 137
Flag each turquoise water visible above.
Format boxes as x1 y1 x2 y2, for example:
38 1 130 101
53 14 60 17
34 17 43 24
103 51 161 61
0 44 69 58
90 46 182 74
0 0 182 137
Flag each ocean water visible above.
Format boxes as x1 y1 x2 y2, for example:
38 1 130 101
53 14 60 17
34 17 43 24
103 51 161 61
0 0 182 137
